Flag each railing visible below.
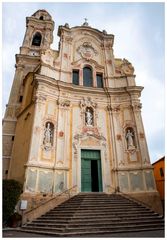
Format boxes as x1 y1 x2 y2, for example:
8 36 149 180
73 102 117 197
22 185 77 225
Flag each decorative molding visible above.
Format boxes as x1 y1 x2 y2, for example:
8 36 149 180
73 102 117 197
106 59 112 65
114 58 134 76
126 148 137 154
107 104 120 113
139 132 145 139
74 132 106 142
80 97 97 111
119 160 125 166
116 134 122 141
132 103 142 111
72 130 107 162
41 49 55 67
77 42 98 60
57 99 71 108
80 97 98 128
64 36 73 43
59 131 64 138
35 94 47 104
104 43 113 50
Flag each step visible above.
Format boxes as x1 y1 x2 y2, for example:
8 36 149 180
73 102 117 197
21 192 164 237
22 225 64 233
43 210 158 218
35 215 163 223
56 205 146 210
67 219 164 228
62 201 135 205
20 225 165 237
33 219 69 224
30 219 164 228
65 223 164 233
23 222 164 234
60 202 141 207
27 222 67 228
48 208 153 215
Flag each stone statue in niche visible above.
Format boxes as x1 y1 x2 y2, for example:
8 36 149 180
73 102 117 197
126 129 135 150
85 108 93 126
43 122 53 149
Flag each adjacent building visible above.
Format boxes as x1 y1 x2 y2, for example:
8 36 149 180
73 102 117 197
153 157 165 210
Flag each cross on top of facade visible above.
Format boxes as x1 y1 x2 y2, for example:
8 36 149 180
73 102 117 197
83 18 89 26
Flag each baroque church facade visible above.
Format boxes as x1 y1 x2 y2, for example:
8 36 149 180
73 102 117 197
3 10 161 211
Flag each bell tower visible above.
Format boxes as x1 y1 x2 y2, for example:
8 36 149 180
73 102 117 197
2 10 54 179
21 9 54 56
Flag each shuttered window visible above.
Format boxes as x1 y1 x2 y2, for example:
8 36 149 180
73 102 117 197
72 70 79 85
96 73 103 88
83 67 93 87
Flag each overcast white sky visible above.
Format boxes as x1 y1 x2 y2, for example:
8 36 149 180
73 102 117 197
2 2 165 163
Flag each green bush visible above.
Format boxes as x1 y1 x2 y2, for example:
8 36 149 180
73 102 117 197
3 179 22 225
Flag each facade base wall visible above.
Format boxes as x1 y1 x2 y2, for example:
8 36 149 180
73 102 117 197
127 191 163 215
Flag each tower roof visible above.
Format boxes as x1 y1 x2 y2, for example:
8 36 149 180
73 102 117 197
31 9 52 21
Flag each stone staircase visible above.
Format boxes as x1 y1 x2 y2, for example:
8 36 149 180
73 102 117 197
21 193 164 237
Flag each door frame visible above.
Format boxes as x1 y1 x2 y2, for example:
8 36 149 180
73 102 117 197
78 146 105 192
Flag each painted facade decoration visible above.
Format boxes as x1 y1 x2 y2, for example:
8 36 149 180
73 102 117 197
2 10 162 211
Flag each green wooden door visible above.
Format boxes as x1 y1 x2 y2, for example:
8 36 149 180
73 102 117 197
81 150 103 192
81 159 91 192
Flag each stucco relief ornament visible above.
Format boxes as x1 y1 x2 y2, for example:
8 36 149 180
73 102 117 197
80 97 97 111
114 58 134 76
122 58 134 75
57 99 71 108
41 49 54 67
77 42 98 60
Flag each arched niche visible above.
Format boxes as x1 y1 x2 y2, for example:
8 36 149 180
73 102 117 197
85 107 94 126
125 127 136 150
43 121 54 147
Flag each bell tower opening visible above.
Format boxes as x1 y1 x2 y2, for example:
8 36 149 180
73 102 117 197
32 32 42 46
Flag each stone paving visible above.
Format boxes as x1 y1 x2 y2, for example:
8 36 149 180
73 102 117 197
3 229 165 238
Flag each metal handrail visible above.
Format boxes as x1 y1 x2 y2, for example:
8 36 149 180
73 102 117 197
24 184 77 215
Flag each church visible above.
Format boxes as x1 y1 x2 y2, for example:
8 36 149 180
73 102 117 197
2 10 162 212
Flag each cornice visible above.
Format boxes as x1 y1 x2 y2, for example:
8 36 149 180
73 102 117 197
58 25 114 41
25 163 69 171
34 73 143 96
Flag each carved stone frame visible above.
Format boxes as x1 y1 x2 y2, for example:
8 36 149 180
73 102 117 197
72 131 109 193
80 97 98 128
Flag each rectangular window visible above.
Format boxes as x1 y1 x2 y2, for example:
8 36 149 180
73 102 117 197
72 70 79 85
160 168 164 177
19 96 23 102
96 74 103 88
